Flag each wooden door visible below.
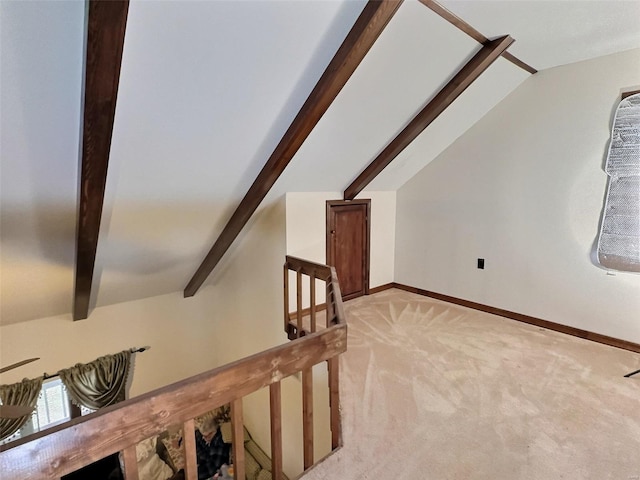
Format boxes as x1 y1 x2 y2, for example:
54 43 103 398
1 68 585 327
326 200 370 301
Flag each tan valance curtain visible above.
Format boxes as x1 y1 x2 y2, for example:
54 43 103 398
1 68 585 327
0 376 43 440
58 350 132 410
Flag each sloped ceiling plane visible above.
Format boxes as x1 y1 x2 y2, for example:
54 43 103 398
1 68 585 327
1 0 639 324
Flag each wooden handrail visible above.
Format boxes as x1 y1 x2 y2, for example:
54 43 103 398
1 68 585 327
284 255 345 337
283 256 346 458
0 257 347 480
285 256 333 282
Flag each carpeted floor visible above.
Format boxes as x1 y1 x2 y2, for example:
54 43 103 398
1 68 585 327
301 289 640 480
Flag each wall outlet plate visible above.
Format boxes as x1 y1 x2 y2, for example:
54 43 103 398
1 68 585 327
477 258 485 269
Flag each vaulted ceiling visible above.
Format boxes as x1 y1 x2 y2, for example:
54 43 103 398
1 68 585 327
2 0 639 325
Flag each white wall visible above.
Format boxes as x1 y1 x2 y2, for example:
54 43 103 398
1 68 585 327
362 191 397 289
0 292 221 397
0 197 288 389
395 49 640 344
285 191 396 310
200 195 331 477
0 197 289 392
0 196 325 477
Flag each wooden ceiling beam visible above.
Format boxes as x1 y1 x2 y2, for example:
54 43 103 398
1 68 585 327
418 0 537 74
184 0 404 297
74 0 129 320
344 34 514 200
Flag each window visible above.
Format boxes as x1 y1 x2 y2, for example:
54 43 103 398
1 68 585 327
597 91 640 272
32 378 70 431
0 378 93 445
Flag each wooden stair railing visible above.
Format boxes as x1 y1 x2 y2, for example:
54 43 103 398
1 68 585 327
283 256 346 470
0 257 346 480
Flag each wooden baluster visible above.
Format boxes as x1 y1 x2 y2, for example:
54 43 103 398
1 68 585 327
231 398 245 480
122 444 139 480
69 402 82 419
302 368 314 469
183 419 198 480
328 357 341 450
296 269 303 338
310 273 316 333
283 264 290 334
326 281 335 328
270 382 283 480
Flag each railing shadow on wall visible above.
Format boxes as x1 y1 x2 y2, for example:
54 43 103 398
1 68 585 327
0 256 347 480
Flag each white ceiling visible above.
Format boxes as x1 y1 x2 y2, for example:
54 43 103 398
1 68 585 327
440 0 640 70
2 0 639 325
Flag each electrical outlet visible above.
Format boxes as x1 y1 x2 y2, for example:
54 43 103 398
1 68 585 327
477 258 485 269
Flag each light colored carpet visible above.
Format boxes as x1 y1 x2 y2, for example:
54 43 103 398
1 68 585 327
302 289 640 480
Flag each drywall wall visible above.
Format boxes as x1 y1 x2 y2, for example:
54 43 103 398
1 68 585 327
395 49 640 344
200 195 331 477
0 291 221 396
0 195 328 477
0 196 288 388
285 191 396 310
0 202 292 393
364 191 397 288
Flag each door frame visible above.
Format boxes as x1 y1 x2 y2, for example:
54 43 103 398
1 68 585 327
326 199 371 300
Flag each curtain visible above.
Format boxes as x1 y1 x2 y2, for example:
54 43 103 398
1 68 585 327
0 376 43 440
59 350 132 410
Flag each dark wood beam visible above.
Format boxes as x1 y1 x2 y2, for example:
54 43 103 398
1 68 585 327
344 35 514 200
184 0 403 297
418 0 537 74
74 0 129 320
